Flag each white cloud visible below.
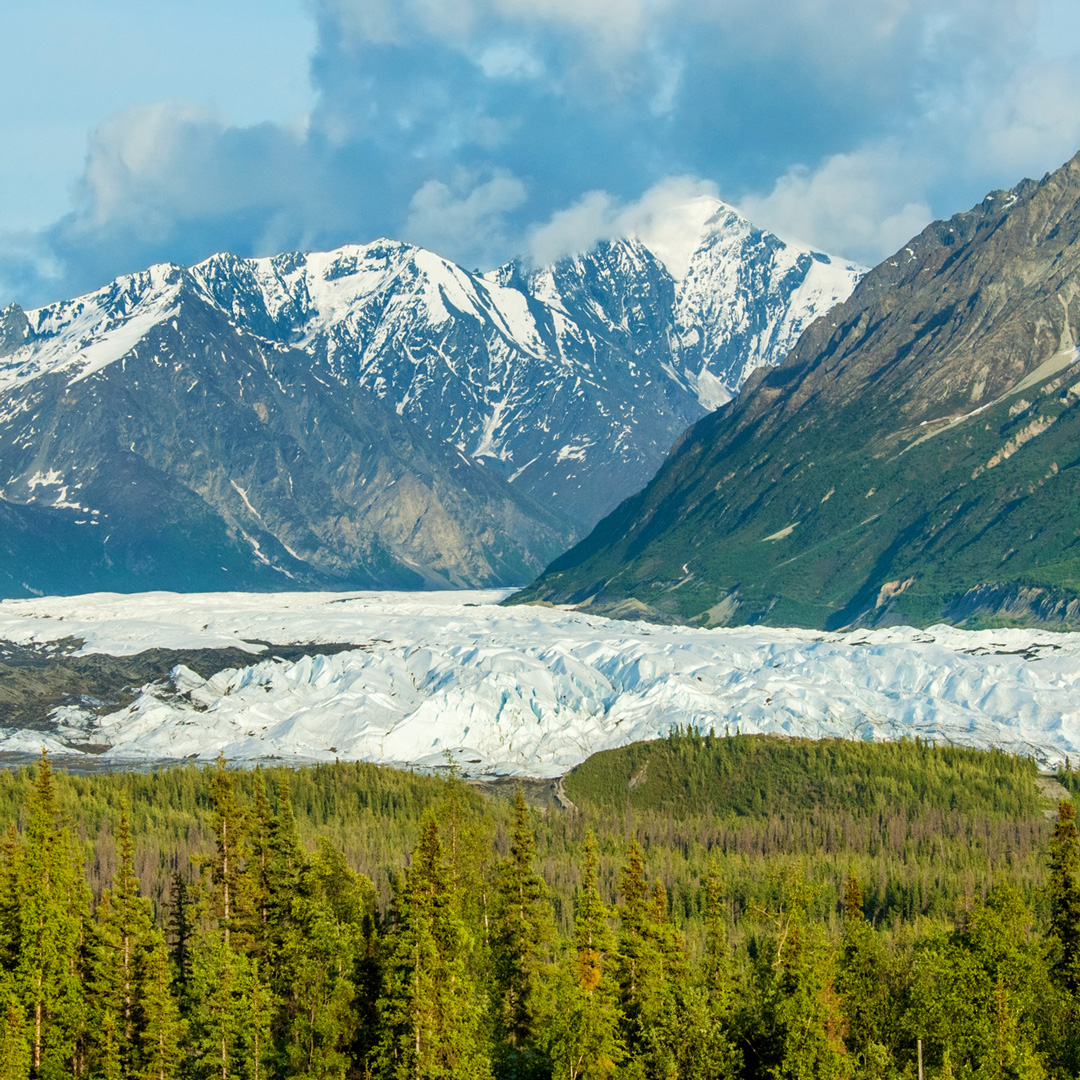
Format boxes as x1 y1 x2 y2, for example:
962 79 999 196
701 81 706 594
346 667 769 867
739 145 935 264
476 42 545 80
404 169 528 265
974 60 1080 178
526 177 722 277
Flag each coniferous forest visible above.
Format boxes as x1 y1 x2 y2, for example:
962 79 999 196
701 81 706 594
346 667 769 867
0 732 1078 1080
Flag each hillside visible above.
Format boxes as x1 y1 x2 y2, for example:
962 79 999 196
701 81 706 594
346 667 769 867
513 151 1080 629
563 729 1044 819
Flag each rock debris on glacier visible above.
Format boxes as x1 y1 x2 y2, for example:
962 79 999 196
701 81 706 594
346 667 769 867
0 590 1077 775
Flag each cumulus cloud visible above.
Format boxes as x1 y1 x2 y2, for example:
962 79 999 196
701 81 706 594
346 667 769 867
527 178 721 277
3 0 1080 304
739 145 935 265
404 169 528 266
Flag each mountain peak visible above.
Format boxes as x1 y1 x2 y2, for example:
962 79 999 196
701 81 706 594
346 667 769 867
513 150 1080 630
631 193 729 280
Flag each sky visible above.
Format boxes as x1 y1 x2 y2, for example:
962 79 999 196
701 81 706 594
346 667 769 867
4 0 1080 308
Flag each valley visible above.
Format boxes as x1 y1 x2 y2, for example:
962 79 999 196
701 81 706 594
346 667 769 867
1 589 1077 774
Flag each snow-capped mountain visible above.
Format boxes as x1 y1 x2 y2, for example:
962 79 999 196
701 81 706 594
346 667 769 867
671 205 867 408
0 202 861 596
0 265 572 596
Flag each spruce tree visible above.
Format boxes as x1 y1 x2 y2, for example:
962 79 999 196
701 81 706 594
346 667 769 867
542 831 623 1080
134 935 184 1080
263 773 307 980
187 928 252 1080
1047 800 1080 990
208 754 247 949
91 794 157 1076
702 866 733 1012
746 875 850 1080
278 840 371 1078
15 750 90 1079
0 823 22 970
166 872 194 1008
491 789 554 1063
375 813 491 1080
0 994 31 1080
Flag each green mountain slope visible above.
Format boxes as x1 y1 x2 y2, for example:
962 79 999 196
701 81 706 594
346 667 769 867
513 152 1080 628
562 730 1045 820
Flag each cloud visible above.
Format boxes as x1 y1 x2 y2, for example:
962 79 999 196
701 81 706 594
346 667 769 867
527 177 721 277
3 0 1080 305
404 169 528 266
738 145 935 265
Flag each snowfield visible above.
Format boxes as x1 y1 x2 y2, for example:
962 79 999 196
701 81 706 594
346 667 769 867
1 590 1079 776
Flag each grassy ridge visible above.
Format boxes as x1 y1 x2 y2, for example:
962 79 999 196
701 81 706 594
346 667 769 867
563 730 1043 819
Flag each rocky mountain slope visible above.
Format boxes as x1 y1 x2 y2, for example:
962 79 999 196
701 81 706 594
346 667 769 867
513 152 1080 629
0 203 860 596
0 265 570 594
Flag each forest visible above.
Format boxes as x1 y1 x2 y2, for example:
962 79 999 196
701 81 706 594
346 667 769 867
0 730 1077 1080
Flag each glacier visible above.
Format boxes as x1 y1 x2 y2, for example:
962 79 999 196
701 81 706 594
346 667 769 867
1 590 1078 776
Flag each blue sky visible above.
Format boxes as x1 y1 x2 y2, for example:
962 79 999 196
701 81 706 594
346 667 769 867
4 0 1080 306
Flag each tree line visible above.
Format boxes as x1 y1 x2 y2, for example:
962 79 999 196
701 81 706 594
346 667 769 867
0 741 1077 1079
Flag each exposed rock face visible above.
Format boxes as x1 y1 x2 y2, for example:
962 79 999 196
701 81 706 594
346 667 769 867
0 268 571 595
0 303 30 357
513 152 1080 630
0 207 860 597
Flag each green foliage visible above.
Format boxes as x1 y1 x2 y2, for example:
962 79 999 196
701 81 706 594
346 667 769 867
1046 800 1080 990
565 731 1042 821
0 737 1075 1079
375 813 491 1080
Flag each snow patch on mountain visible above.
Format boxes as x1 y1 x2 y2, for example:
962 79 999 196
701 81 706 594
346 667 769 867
1 590 1078 776
0 264 184 394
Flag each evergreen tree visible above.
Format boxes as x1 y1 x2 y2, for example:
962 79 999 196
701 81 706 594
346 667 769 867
15 750 90 1079
744 874 850 1080
187 932 272 1080
613 840 688 1080
263 773 307 986
90 794 157 1076
836 872 897 1075
375 813 491 1080
0 992 31 1080
491 788 554 1069
0 823 22 970
240 769 274 949
1047 800 1080 990
277 839 372 1079
166 871 194 1008
664 866 740 1080
702 867 732 1007
542 831 623 1080
134 935 184 1080
208 755 247 949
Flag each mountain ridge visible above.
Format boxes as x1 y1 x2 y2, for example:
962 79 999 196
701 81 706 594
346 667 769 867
0 201 861 597
512 152 1080 629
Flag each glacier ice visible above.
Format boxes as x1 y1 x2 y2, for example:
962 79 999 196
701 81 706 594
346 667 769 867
0 590 1078 776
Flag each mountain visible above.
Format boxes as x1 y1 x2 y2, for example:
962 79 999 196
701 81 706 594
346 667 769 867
512 152 1080 630
0 204 860 596
0 265 570 594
